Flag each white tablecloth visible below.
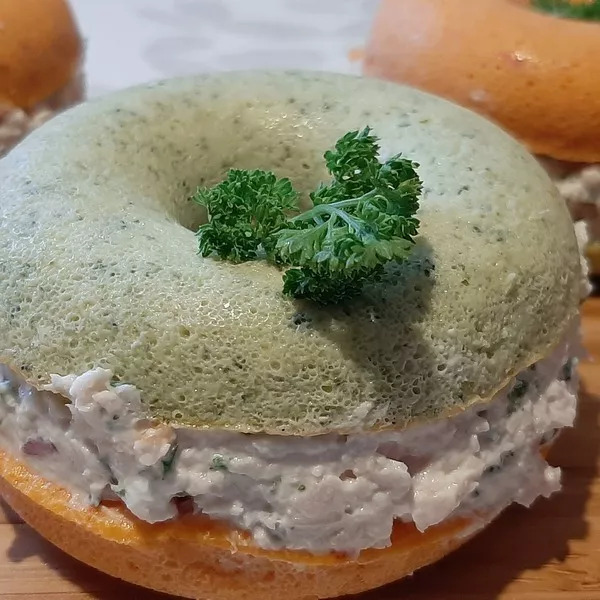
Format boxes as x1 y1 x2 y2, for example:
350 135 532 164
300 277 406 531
69 0 379 97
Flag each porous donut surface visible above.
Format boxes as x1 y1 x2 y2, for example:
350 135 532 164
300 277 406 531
0 71 580 434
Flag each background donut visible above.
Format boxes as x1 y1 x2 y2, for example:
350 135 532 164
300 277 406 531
364 0 600 163
0 0 84 156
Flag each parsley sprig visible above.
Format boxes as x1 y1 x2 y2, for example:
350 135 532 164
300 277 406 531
195 170 298 262
193 127 422 304
532 0 600 20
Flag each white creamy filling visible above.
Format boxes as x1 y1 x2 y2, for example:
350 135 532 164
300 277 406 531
0 332 578 555
554 165 600 219
539 157 600 251
574 220 593 298
536 157 595 295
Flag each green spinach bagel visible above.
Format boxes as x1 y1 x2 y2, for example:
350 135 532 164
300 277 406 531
0 71 582 599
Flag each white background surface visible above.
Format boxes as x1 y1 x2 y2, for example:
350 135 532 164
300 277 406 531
68 0 379 97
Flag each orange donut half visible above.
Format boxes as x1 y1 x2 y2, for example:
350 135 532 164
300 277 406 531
0 449 486 600
364 0 600 163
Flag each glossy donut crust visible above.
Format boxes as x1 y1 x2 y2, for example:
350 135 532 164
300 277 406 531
364 0 600 163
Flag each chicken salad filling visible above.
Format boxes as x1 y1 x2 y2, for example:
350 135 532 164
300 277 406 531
0 327 579 555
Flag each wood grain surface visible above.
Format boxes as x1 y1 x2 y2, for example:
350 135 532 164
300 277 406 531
1 302 599 600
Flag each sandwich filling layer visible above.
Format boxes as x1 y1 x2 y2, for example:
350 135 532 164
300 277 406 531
0 327 578 555
539 157 600 247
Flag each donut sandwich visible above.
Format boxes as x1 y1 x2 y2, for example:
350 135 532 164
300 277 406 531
0 71 583 599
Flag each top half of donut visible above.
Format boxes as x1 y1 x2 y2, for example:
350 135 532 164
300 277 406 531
0 71 581 435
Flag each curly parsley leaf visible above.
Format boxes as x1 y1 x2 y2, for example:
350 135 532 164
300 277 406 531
193 169 298 262
193 127 422 304
271 127 421 303
532 0 600 20
281 265 383 305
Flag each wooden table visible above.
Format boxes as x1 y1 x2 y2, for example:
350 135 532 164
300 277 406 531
1 304 599 600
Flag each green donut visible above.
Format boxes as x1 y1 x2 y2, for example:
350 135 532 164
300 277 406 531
0 71 580 435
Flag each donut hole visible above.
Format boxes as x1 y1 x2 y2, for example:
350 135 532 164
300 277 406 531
83 85 339 235
173 121 329 233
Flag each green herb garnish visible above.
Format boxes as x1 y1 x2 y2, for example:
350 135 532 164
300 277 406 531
507 378 529 414
532 0 600 21
210 453 229 472
161 443 179 477
195 170 298 262
193 127 422 305
273 129 421 303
